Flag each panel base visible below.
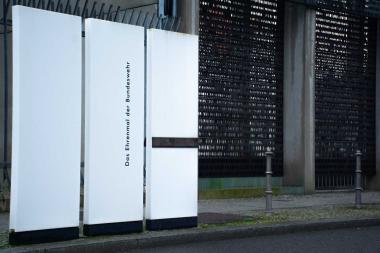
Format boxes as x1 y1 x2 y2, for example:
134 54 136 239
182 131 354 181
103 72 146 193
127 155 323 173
9 227 79 245
83 221 143 236
146 217 198 231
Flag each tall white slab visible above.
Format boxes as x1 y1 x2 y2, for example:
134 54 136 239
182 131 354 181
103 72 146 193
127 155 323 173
84 19 145 236
146 29 199 230
10 6 82 244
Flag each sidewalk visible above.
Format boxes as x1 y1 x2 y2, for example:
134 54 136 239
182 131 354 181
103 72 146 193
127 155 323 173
1 191 380 252
197 191 380 224
200 191 380 214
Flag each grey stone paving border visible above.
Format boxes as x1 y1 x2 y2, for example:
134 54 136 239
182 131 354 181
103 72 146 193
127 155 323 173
3 217 380 253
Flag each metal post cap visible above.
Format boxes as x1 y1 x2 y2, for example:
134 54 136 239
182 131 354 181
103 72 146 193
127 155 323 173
265 147 273 156
355 150 362 156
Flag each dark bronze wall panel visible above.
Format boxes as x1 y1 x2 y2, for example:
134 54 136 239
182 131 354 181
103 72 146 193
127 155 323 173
291 0 380 18
198 0 284 178
315 8 377 186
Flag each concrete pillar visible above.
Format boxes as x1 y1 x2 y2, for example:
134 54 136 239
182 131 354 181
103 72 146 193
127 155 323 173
177 0 199 35
283 2 316 194
369 21 380 190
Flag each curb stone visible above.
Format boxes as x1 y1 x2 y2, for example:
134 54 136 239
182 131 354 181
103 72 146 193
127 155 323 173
3 217 380 253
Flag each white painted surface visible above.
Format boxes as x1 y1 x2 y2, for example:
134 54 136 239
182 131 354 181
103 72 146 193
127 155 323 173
148 29 199 138
84 19 145 225
148 149 198 219
146 29 199 220
10 6 82 232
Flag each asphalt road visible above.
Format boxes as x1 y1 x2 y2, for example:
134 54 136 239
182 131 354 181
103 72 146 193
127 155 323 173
126 226 380 253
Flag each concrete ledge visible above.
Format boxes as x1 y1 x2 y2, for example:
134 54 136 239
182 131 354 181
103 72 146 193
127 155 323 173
4 217 380 253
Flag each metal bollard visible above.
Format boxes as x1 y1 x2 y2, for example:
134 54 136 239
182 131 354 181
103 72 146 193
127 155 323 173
355 150 362 209
265 148 273 213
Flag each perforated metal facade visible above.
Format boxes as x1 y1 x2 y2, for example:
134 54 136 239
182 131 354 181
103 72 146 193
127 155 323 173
315 8 377 189
198 0 284 178
291 0 380 18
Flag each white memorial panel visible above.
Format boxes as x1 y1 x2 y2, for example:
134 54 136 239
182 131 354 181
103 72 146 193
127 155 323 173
146 29 199 230
83 19 145 236
10 6 82 244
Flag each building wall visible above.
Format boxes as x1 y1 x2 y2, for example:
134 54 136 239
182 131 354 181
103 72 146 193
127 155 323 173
0 0 379 199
